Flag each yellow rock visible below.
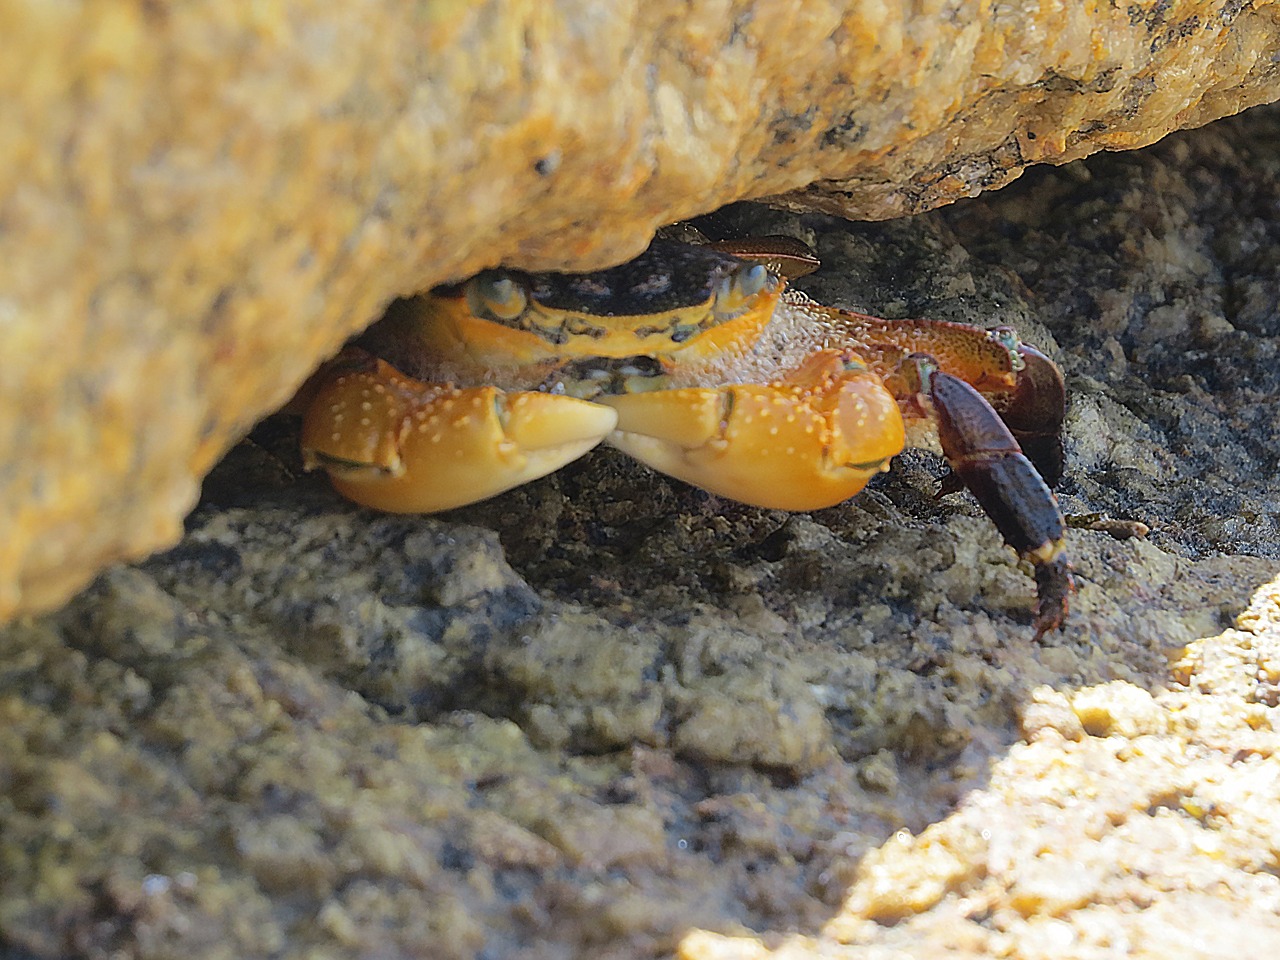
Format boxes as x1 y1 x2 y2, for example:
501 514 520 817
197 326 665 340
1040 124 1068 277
2 0 1280 620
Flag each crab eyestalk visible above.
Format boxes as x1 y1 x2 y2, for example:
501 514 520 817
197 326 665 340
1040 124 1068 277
905 354 1073 639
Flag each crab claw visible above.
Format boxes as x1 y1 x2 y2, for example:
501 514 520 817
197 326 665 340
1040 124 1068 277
987 336 1067 489
602 349 905 511
907 355 1073 638
301 353 617 512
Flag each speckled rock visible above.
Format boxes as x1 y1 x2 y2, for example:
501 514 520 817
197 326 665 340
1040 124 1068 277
3 104 1280 959
4 0 1280 622
683 590 1280 958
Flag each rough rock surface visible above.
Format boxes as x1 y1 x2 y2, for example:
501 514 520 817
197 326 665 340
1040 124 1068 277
4 0 1280 621
3 104 1280 958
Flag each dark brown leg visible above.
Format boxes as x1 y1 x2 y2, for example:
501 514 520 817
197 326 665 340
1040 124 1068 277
908 355 1073 639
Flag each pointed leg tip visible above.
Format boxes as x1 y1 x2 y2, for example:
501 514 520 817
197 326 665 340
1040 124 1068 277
1031 555 1075 641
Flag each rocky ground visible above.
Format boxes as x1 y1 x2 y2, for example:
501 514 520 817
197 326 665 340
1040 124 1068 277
3 104 1280 958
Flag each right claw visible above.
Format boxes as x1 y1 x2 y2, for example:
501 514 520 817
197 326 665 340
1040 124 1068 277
301 352 617 512
601 349 906 511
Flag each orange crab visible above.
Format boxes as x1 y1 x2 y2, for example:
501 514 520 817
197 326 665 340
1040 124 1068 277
300 237 1072 636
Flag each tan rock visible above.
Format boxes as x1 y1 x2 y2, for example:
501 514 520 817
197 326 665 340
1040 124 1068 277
683 576 1280 958
3 0 1280 621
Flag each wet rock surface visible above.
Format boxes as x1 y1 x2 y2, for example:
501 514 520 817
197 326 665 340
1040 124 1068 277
3 105 1280 957
6 0 1280 622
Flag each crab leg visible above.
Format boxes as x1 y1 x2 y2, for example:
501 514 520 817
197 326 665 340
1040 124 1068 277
779 299 1015 388
798 300 1069 489
709 239 1068 486
301 350 617 512
602 349 905 511
904 355 1073 639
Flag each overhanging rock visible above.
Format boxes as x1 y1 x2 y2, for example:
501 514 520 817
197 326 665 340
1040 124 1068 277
2 0 1279 620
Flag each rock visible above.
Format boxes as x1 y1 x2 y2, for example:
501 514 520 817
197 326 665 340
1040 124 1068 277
703 602 1280 957
3 0 1280 620
3 103 1280 958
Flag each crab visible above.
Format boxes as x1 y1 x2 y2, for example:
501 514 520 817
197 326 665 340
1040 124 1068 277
299 235 1073 637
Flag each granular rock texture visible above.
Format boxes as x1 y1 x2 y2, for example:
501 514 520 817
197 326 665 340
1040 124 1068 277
3 104 1280 958
684 593 1280 958
4 0 1280 621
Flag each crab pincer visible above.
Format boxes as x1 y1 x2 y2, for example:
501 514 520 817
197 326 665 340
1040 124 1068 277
300 348 617 513
602 348 905 511
905 354 1073 639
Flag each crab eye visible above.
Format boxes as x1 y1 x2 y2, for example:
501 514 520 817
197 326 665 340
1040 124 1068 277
714 262 770 312
736 263 768 298
467 272 528 321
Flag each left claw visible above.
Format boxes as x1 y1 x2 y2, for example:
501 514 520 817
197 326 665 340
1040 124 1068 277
904 355 1073 639
601 349 905 511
